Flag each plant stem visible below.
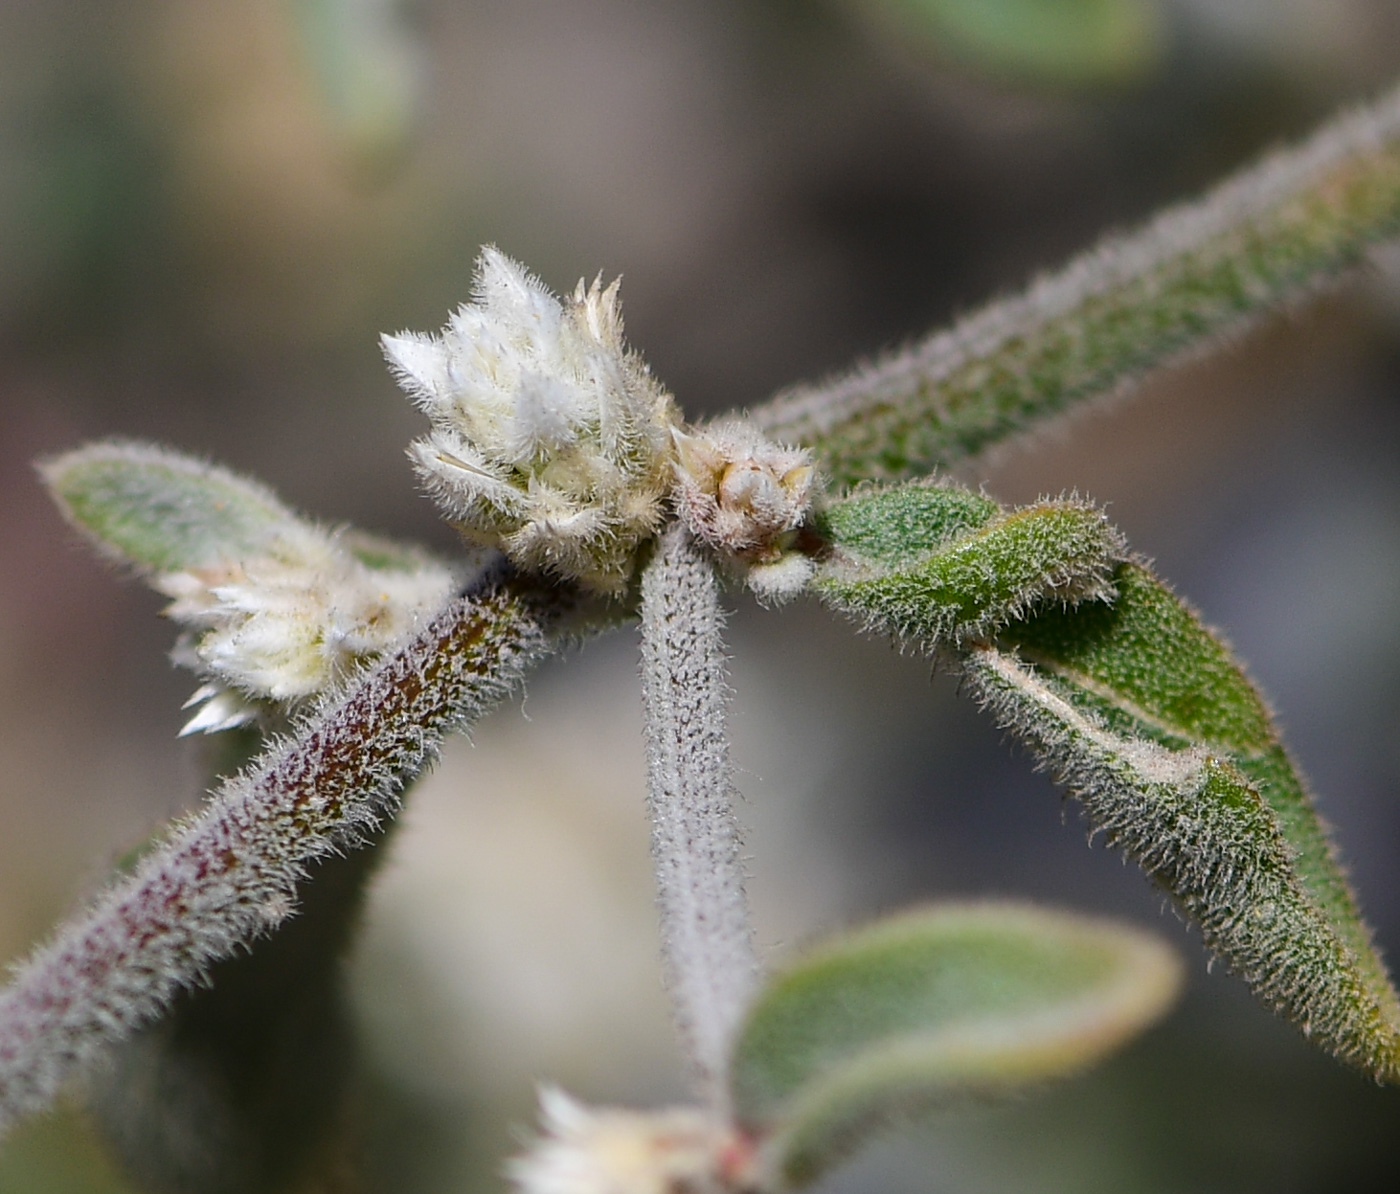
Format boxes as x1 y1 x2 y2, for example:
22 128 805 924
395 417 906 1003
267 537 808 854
753 81 1400 485
0 574 563 1133
88 823 389 1193
639 525 760 1110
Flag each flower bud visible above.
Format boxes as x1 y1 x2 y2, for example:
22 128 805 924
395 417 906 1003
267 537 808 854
672 421 816 602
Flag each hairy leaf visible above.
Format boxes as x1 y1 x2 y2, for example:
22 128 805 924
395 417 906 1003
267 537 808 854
729 903 1181 1188
961 563 1400 1080
41 441 464 733
90 841 381 1194
754 82 1400 483
816 481 1400 1080
40 441 297 574
815 479 1124 649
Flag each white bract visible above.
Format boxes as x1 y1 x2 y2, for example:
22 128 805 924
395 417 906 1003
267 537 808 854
508 1087 754 1194
156 525 458 733
384 247 816 598
383 248 682 594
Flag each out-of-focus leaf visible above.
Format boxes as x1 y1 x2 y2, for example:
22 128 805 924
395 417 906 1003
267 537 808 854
42 440 466 737
866 0 1164 86
286 0 421 168
40 441 297 574
40 440 451 586
729 903 1181 1188
815 479 1123 649
0 1107 142 1194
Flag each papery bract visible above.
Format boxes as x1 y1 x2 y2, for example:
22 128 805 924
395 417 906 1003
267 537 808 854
384 247 682 593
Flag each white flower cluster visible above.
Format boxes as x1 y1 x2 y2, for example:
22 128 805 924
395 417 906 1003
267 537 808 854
672 422 814 602
508 1088 756 1194
156 525 458 734
384 248 819 599
383 248 681 594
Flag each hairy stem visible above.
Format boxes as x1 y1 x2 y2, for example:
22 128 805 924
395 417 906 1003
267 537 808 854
639 525 760 1109
0 574 564 1133
753 81 1400 485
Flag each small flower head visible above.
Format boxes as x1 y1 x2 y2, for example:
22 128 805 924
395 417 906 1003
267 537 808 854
672 421 816 603
384 248 682 594
38 440 461 735
156 525 459 733
508 1088 758 1194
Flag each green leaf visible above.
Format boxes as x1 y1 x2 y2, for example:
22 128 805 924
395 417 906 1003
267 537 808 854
287 0 421 168
968 562 1400 1081
815 480 1124 649
40 441 297 574
874 0 1164 86
754 83 1400 484
729 903 1181 1188
816 481 1000 568
814 481 1400 1080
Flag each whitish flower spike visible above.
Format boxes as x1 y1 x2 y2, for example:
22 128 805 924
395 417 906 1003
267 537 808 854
508 1087 757 1194
158 524 459 732
384 247 682 593
672 421 816 602
40 441 463 735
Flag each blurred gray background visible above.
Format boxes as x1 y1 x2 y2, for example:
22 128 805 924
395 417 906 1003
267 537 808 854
4 2 1400 1191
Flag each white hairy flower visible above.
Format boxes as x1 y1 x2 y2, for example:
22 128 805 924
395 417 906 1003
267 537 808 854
508 1087 757 1194
155 525 458 733
383 247 682 594
672 421 816 603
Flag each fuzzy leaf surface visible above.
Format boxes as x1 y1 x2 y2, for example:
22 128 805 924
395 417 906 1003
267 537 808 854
814 480 1124 650
966 562 1400 1080
0 576 564 1131
816 481 1400 1079
729 903 1181 1188
754 82 1400 483
40 442 298 574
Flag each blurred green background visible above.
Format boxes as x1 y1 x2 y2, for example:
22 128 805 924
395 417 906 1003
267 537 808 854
4 2 1400 1191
